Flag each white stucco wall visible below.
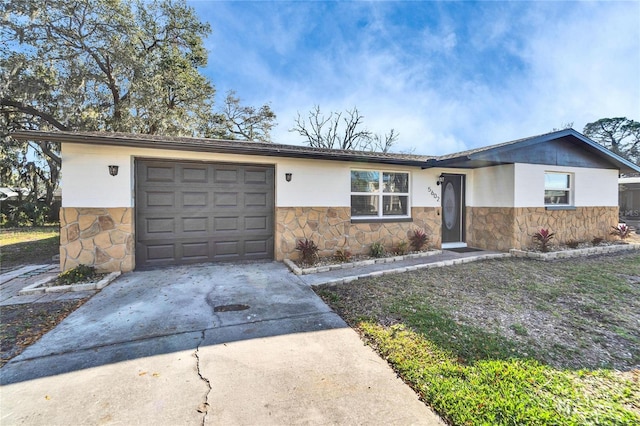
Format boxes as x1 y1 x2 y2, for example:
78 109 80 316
61 144 134 207
277 159 443 208
62 143 621 210
468 165 515 207
61 143 442 209
513 164 619 207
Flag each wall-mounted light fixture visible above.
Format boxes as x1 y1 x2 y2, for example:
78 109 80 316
285 173 292 182
436 174 445 185
108 165 119 176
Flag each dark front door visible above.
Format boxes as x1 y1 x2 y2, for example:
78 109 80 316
441 174 465 245
135 160 274 268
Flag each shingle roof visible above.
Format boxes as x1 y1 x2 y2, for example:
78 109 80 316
10 130 433 167
434 131 558 161
10 128 640 173
425 128 640 173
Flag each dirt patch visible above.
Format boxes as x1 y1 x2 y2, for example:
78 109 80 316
316 252 640 371
0 299 89 367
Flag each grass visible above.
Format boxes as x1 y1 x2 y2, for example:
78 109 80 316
0 226 59 270
360 322 639 425
0 225 91 366
315 252 640 425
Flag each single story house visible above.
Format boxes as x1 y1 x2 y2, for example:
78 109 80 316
12 128 640 272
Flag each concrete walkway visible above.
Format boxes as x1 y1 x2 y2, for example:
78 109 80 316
0 258 460 425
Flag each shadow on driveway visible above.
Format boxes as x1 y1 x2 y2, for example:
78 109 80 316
1 261 345 385
1 261 443 425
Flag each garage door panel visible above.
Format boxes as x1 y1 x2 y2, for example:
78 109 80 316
244 169 268 184
181 166 208 183
136 160 274 268
214 168 238 183
182 217 208 233
146 166 175 182
181 192 208 207
213 216 239 232
146 192 175 207
245 192 268 207
214 240 240 257
145 217 175 235
182 242 209 259
245 238 271 256
146 244 175 261
213 192 239 207
245 216 268 231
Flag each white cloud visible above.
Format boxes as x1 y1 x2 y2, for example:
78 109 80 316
191 1 639 155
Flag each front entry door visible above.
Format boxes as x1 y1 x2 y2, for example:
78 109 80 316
441 174 465 246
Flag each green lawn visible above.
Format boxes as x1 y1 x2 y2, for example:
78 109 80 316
0 226 59 270
315 253 640 425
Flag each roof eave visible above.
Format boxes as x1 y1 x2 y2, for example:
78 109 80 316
10 130 428 168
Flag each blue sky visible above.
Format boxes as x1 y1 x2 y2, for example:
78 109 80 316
189 1 640 155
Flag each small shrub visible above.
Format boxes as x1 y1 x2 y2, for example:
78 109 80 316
610 224 631 240
335 249 352 263
370 241 386 258
296 238 319 266
394 240 409 255
532 228 555 253
591 236 604 246
565 239 580 249
409 229 429 251
56 264 98 285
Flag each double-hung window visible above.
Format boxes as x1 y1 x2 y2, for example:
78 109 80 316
351 170 410 218
544 172 573 206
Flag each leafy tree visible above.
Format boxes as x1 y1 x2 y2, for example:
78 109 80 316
1 0 276 223
291 106 398 152
583 118 639 166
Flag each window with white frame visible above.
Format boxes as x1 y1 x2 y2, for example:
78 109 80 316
544 172 573 205
351 170 410 218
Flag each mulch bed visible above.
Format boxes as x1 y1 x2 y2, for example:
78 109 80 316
0 299 88 367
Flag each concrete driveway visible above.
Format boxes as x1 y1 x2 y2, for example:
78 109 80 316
1 261 442 425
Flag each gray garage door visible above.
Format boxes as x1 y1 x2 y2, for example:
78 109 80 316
135 160 274 268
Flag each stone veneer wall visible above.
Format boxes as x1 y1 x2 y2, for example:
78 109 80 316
467 206 619 251
275 207 440 261
465 207 516 251
60 207 134 272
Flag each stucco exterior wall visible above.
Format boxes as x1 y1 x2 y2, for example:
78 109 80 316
59 143 623 269
61 143 443 208
464 164 620 250
276 206 441 260
464 164 619 209
513 164 619 207
469 165 515 207
60 143 444 269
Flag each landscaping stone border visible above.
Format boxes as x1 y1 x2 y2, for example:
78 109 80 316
315 252 512 285
19 272 121 296
286 243 640 278
284 250 443 275
510 243 640 260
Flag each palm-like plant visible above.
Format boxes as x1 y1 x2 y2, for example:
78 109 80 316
610 224 631 240
532 228 555 252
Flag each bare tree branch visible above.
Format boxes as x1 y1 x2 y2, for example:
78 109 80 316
290 105 398 152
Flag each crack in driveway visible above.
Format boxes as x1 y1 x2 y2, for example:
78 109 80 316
195 330 212 425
